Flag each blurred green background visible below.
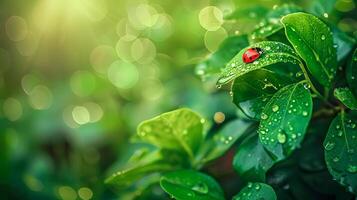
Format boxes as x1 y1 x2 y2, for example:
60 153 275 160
0 0 356 199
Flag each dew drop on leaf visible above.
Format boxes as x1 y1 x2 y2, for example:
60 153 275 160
324 141 335 151
337 131 343 137
321 34 326 40
277 132 286 144
247 182 253 188
302 111 308 116
347 165 357 173
261 113 268 120
272 105 279 112
191 182 209 194
254 183 261 190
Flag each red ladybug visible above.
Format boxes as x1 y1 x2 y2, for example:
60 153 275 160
242 47 263 63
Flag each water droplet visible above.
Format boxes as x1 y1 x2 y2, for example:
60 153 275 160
192 182 209 194
247 182 253 188
261 113 268 120
295 71 303 77
200 119 206 124
303 84 311 90
321 35 326 40
186 191 195 197
333 157 340 162
324 141 335 151
272 105 279 112
277 132 286 144
347 165 357 173
323 13 329 18
302 111 308 116
254 184 261 190
337 131 343 137
139 131 146 136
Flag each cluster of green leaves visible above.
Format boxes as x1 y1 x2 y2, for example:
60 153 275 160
106 2 357 200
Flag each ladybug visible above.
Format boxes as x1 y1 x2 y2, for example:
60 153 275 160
242 47 263 63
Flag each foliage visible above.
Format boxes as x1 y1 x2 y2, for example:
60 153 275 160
106 0 357 199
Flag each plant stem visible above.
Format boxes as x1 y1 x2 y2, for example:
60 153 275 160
298 63 323 98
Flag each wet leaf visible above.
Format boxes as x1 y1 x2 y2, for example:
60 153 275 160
281 12 337 88
324 112 357 194
334 88 357 110
331 26 356 62
160 170 225 200
105 150 175 187
233 134 275 182
137 108 204 158
217 41 301 85
233 182 277 200
232 69 294 120
258 82 313 160
196 35 249 78
199 119 252 163
251 4 303 40
346 48 357 96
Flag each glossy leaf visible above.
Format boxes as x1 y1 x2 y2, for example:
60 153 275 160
258 82 313 160
233 134 275 182
200 119 252 163
137 108 204 158
324 112 357 194
217 41 301 85
105 150 175 186
334 88 357 110
346 48 357 96
196 35 249 78
251 4 303 40
233 182 277 200
232 69 294 120
281 12 337 87
331 26 356 62
160 170 225 200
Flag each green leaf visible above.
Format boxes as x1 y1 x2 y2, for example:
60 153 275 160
281 12 338 88
233 182 277 200
331 26 356 62
324 112 357 194
346 48 357 96
233 134 275 182
196 35 249 78
105 150 176 186
217 41 301 85
199 119 252 163
334 88 357 110
232 69 294 120
258 82 313 160
160 170 225 200
137 108 205 158
251 4 303 40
